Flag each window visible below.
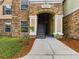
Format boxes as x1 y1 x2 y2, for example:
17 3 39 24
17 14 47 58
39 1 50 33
3 5 12 15
21 21 28 32
21 0 28 10
5 23 11 32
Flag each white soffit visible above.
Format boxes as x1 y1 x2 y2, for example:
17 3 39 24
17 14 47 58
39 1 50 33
29 0 64 2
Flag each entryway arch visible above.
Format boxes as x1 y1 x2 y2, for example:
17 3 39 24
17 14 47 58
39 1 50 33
37 12 54 39
29 12 63 38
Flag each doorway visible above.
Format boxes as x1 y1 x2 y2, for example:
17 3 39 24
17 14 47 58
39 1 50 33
37 13 54 39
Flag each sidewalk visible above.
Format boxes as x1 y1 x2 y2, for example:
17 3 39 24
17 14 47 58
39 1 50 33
18 37 79 59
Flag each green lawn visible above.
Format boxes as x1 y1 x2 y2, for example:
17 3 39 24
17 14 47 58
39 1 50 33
0 36 24 58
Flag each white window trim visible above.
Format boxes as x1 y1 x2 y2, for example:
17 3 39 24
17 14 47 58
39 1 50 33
20 0 29 11
20 20 28 32
4 22 11 32
3 15 12 16
3 4 12 16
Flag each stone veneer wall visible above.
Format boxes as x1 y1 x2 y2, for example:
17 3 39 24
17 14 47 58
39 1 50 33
29 3 63 15
29 3 63 37
0 19 12 36
12 0 29 36
63 9 79 39
12 1 63 36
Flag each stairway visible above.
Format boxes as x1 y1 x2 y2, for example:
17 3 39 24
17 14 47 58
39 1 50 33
37 24 45 39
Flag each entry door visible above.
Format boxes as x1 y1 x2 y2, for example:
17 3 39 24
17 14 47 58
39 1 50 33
37 23 45 39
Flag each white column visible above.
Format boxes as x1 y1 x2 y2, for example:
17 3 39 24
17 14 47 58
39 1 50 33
53 15 57 35
53 15 63 35
29 15 37 35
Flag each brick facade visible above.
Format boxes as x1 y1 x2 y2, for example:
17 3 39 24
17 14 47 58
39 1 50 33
63 9 79 39
1 0 79 39
0 0 63 37
29 3 63 15
29 3 63 37
0 19 12 36
12 1 63 37
12 0 29 36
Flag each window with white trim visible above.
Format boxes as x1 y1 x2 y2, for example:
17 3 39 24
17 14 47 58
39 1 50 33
21 0 28 10
5 23 11 32
21 21 28 32
3 5 12 15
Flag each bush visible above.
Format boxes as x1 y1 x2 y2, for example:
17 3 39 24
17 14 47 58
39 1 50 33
55 34 63 39
19 35 30 41
30 26 34 32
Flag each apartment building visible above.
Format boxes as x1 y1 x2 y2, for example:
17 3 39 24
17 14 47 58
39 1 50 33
0 0 64 39
1 0 79 39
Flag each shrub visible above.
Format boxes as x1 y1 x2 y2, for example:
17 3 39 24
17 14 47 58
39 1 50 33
30 26 34 32
55 34 63 40
19 35 30 41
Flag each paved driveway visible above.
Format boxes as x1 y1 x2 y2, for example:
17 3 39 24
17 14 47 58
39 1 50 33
19 37 79 59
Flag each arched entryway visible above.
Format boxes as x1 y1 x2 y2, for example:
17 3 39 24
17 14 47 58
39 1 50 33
37 13 54 39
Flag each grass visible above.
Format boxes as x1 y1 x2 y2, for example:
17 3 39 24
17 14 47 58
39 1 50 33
0 36 24 58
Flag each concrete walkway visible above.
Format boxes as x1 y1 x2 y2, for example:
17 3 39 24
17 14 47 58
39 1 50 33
19 37 79 59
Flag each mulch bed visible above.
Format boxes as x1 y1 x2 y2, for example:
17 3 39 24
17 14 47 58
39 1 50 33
60 37 79 53
12 38 35 59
